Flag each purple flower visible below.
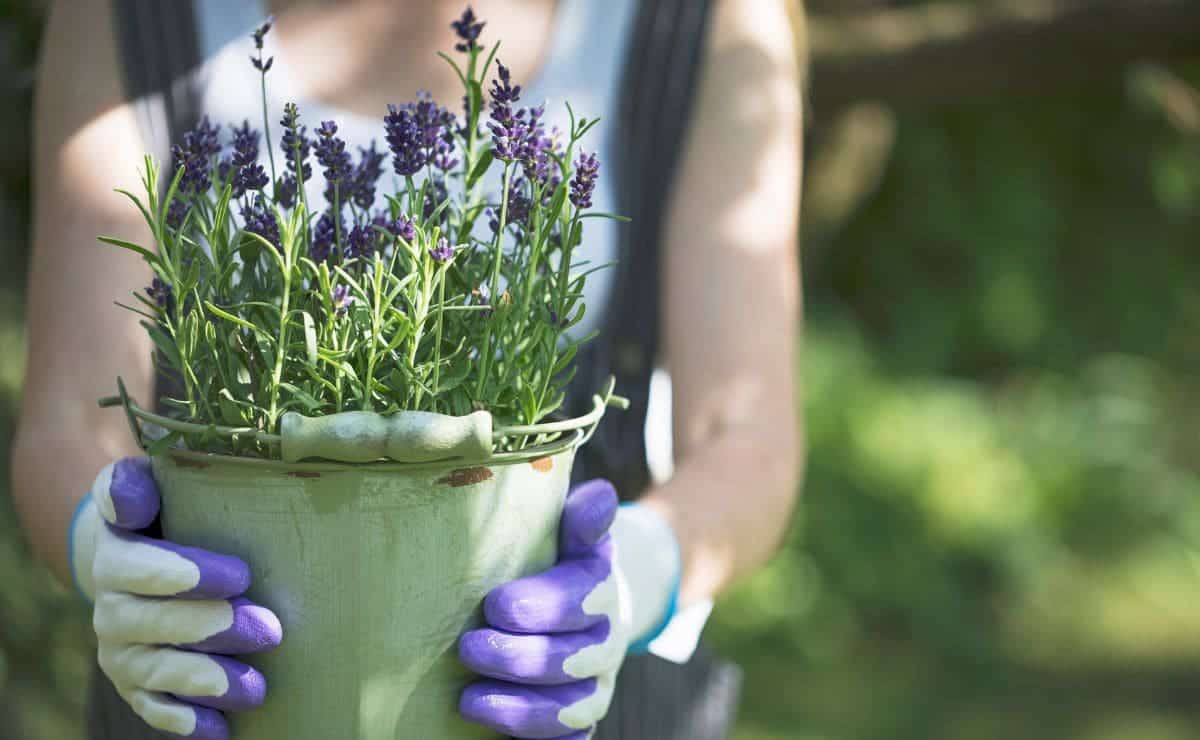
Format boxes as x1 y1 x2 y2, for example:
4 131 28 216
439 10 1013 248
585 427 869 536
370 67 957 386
241 195 280 250
171 116 221 194
166 200 189 229
488 63 544 167
490 62 521 106
488 64 522 162
384 93 457 177
251 17 274 71
230 121 268 197
216 156 233 185
350 142 386 209
275 173 298 208
374 211 416 241
429 237 455 263
487 183 532 233
332 283 354 317
570 151 599 209
230 121 259 167
315 120 353 203
423 176 449 222
528 125 562 186
146 277 172 308
310 211 341 263
451 7 485 53
252 17 272 49
344 224 374 260
280 103 313 183
384 104 424 177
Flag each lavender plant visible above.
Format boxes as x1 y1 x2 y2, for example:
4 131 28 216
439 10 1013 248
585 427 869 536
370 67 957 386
101 9 622 458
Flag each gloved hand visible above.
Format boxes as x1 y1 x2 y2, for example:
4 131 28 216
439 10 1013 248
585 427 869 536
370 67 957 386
458 479 682 739
69 457 283 740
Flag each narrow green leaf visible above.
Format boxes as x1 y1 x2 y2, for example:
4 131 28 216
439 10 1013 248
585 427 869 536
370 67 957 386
579 212 632 222
300 310 318 367
114 189 157 237
278 382 325 413
205 301 269 337
467 149 495 191
98 236 157 262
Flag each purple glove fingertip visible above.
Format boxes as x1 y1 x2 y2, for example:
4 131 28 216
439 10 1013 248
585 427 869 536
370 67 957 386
170 706 229 740
484 557 612 634
459 678 597 738
108 457 161 530
174 654 268 712
459 621 611 685
183 597 283 654
559 480 618 556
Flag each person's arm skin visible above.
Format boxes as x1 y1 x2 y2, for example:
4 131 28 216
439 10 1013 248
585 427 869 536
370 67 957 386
11 0 155 585
645 0 805 607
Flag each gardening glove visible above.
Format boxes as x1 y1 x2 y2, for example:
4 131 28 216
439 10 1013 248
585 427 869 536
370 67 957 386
458 478 682 739
68 457 283 740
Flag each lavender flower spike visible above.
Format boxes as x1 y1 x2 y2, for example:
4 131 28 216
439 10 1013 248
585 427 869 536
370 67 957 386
385 94 457 177
171 116 221 194
315 120 353 204
241 195 280 251
430 237 455 264
350 142 387 209
230 121 268 197
280 102 313 183
332 284 354 317
146 278 172 308
451 7 485 53
376 213 416 242
250 17 274 71
310 212 340 264
344 225 374 260
570 151 600 209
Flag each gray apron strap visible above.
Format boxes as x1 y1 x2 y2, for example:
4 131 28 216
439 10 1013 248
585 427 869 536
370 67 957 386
111 0 202 168
591 3 742 737
567 0 716 501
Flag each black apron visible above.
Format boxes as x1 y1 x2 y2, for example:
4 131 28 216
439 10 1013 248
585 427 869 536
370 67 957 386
89 2 740 737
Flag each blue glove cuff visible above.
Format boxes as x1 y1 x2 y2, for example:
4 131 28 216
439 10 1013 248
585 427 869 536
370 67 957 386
67 492 94 603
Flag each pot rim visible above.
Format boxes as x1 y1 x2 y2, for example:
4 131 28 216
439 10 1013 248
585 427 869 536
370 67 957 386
156 429 585 474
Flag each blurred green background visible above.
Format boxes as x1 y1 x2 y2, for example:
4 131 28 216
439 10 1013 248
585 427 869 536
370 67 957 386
4 2 1200 739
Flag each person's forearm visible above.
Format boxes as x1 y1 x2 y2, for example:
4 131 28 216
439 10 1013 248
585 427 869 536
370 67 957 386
638 422 803 607
10 415 141 585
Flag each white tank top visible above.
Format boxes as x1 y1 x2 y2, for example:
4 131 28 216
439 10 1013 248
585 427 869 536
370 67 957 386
193 0 638 341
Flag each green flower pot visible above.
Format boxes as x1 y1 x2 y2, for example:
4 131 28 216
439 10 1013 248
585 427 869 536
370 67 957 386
151 444 577 740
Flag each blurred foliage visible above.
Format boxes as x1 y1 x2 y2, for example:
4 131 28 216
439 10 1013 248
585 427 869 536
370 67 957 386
4 3 1200 740
710 64 1200 740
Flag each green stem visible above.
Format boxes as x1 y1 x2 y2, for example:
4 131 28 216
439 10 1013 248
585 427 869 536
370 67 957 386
259 69 277 188
333 183 342 260
475 163 514 400
363 255 384 411
408 283 430 409
431 265 447 407
267 240 293 431
536 211 581 417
